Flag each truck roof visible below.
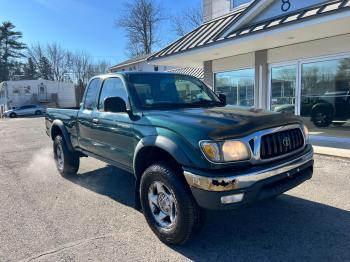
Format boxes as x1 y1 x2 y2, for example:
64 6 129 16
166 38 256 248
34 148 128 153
96 71 195 79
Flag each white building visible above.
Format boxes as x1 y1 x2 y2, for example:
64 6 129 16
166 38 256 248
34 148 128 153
149 0 350 140
110 54 173 72
0 80 77 114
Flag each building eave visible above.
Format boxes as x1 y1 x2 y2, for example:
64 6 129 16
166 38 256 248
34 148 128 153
148 0 350 65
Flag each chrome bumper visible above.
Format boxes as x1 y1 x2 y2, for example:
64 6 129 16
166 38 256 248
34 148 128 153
184 148 314 192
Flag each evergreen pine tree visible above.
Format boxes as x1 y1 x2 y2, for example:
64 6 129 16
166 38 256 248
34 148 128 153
0 21 26 81
23 57 37 80
38 56 53 80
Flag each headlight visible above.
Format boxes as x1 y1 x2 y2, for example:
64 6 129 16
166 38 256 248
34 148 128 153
303 125 309 142
200 140 251 163
222 141 251 161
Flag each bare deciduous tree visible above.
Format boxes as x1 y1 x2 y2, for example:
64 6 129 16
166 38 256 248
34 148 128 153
115 0 163 57
172 5 203 37
71 51 92 85
27 44 110 85
46 43 71 81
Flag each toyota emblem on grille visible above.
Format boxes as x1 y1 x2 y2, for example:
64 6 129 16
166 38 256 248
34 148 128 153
282 137 291 147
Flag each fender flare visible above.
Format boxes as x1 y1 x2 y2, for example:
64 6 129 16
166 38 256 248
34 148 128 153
311 102 334 116
50 120 75 152
133 135 193 178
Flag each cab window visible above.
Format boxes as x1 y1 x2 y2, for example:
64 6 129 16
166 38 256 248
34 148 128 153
98 78 128 111
84 78 100 110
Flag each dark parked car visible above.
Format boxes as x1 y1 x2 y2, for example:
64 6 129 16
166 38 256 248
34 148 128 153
301 88 350 127
45 72 313 244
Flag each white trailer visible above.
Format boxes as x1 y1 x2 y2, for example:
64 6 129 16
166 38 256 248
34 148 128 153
0 80 77 114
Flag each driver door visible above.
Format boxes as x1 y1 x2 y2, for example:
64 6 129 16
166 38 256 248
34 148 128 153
90 77 134 168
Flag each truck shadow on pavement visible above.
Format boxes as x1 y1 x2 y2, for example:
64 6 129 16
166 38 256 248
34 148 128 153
67 165 136 208
66 165 350 261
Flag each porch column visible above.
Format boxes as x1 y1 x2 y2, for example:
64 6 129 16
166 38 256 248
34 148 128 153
255 50 268 109
203 60 214 89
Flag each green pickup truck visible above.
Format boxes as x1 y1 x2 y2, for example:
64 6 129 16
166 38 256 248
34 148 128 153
45 72 313 244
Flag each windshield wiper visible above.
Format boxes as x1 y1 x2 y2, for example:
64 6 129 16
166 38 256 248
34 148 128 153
187 100 222 107
143 102 188 108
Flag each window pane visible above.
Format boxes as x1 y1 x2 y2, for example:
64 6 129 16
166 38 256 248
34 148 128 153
215 68 255 107
271 65 296 113
84 79 100 110
174 79 212 102
301 58 350 127
99 78 128 110
128 74 219 108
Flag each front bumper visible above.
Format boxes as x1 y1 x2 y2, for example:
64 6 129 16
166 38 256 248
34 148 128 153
183 146 314 210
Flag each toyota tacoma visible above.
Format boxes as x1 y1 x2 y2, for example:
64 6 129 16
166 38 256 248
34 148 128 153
45 72 313 244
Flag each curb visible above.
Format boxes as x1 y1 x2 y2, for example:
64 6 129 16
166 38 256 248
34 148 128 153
313 145 350 159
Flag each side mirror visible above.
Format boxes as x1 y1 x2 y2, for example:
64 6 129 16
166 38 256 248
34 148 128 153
218 94 227 106
104 97 127 113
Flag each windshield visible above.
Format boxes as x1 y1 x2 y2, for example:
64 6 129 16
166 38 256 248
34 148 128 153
127 73 221 109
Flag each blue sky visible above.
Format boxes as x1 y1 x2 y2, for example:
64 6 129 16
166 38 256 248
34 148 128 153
1 0 200 65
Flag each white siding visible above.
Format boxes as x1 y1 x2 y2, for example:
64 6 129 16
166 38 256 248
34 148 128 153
268 34 350 64
110 61 174 72
212 52 255 72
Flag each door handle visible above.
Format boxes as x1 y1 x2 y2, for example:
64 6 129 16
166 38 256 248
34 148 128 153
92 118 99 124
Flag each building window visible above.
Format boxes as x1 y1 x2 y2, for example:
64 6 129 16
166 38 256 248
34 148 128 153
154 66 159 72
300 57 350 127
270 65 297 112
215 68 255 107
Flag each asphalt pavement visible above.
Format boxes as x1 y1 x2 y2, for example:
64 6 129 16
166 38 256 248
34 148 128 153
0 117 349 262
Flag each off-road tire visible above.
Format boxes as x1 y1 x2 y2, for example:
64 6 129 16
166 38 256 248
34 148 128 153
312 108 332 127
140 162 204 245
53 135 80 176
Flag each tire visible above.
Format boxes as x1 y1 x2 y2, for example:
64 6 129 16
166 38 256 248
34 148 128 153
312 108 332 127
9 112 17 118
35 110 42 115
53 135 80 176
140 162 204 245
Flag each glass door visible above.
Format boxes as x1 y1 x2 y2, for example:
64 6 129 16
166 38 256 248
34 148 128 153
269 64 298 114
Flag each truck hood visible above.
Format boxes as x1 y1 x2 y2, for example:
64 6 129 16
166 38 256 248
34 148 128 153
144 106 303 141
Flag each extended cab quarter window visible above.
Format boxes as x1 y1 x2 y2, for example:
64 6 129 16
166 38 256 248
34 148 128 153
84 78 100 110
98 78 128 111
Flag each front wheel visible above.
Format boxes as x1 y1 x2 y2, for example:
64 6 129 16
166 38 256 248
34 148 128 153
140 163 205 245
53 135 80 176
9 112 17 118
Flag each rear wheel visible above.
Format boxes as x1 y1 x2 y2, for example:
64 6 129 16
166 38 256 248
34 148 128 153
140 163 205 245
312 108 332 127
35 110 42 115
53 135 80 176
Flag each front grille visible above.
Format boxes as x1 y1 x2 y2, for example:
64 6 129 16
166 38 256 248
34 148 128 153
260 128 304 159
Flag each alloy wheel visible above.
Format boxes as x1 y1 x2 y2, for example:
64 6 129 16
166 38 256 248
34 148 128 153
148 181 177 229
56 143 64 170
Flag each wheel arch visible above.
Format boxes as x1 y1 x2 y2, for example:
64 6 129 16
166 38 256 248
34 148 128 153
132 136 193 210
133 136 192 179
50 120 74 152
311 102 334 116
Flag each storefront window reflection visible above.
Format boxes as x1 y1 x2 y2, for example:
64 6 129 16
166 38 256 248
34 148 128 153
215 68 255 107
271 65 296 113
301 58 350 128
